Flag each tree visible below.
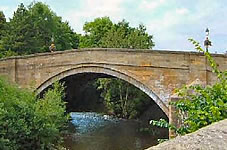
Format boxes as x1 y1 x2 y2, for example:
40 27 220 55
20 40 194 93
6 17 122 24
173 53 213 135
95 78 151 119
99 20 129 48
29 2 79 51
0 11 6 54
54 21 78 50
2 2 79 55
3 3 30 54
0 11 6 39
0 10 20 58
100 20 154 49
79 17 113 48
79 18 155 49
127 24 154 49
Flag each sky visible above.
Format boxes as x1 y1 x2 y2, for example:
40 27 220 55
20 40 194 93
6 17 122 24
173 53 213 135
0 0 227 53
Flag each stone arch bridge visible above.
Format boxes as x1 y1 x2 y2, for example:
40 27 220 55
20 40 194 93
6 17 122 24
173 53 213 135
0 48 226 118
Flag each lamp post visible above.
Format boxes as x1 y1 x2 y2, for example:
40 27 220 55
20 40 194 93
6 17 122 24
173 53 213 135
51 34 54 43
205 28 209 37
204 28 212 85
49 35 56 52
204 28 212 52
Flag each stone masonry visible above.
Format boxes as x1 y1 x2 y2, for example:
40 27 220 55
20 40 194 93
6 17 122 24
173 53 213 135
0 48 226 118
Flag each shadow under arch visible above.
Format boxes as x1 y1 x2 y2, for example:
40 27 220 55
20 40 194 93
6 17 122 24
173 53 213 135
36 65 169 118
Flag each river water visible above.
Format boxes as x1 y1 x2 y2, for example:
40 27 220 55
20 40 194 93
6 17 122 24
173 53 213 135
64 112 166 150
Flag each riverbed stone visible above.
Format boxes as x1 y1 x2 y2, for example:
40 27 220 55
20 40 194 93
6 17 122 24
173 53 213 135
146 119 227 150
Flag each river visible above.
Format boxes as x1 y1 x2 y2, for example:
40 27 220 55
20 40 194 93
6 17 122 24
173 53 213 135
64 112 167 150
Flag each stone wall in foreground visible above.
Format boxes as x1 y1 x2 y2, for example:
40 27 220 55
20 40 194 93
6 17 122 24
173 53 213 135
146 119 227 150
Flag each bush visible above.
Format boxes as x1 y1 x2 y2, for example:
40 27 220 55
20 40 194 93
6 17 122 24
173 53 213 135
0 77 68 150
172 39 227 134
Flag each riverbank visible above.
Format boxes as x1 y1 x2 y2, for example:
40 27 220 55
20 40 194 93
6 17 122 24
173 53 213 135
146 119 227 150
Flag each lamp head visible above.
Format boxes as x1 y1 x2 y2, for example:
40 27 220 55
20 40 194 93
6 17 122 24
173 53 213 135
205 28 209 36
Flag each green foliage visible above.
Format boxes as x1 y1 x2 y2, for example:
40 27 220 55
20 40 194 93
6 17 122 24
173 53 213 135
1 2 79 56
79 17 113 48
157 139 169 144
0 11 6 39
95 78 151 119
79 17 154 49
0 11 7 54
150 39 227 136
0 50 18 59
0 77 68 149
3 3 31 54
150 119 175 129
173 39 227 134
100 22 154 49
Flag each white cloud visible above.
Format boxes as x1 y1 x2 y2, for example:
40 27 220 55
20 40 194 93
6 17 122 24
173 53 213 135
0 6 10 12
64 0 125 32
139 0 166 10
1 0 226 53
0 5 16 20
147 10 181 32
145 7 194 50
176 8 189 15
16 0 50 3
83 0 123 16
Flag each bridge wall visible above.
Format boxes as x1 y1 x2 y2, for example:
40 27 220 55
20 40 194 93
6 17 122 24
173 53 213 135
0 49 226 117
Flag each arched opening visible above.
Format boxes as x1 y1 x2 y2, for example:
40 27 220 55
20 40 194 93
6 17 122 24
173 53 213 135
37 66 169 149
37 66 169 118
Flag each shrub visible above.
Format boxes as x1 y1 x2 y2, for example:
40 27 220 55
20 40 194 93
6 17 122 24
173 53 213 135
0 77 68 150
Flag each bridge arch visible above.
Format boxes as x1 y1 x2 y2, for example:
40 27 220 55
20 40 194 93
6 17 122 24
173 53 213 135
36 65 169 117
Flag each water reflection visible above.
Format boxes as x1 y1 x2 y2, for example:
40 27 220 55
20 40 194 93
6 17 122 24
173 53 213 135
64 112 166 150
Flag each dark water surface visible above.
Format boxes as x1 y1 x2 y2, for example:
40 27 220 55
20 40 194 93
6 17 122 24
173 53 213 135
64 112 164 150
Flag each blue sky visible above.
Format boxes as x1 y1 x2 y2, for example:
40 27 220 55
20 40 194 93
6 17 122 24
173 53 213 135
0 0 227 53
